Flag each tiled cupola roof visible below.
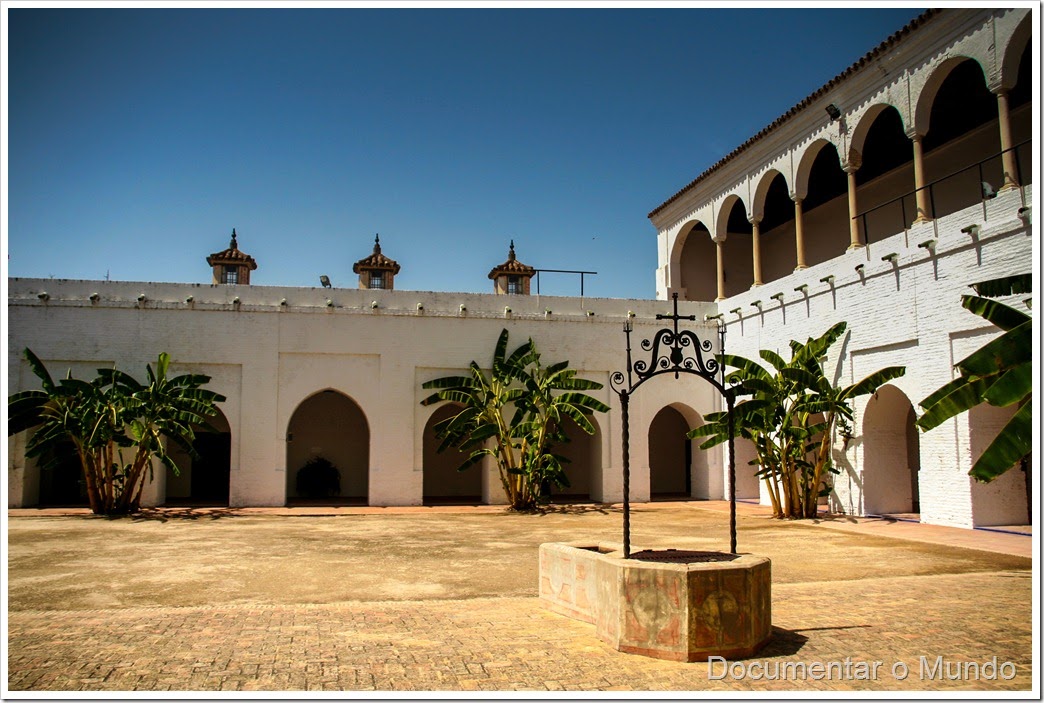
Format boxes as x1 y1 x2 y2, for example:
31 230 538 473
353 234 401 274
206 229 258 269
487 240 535 280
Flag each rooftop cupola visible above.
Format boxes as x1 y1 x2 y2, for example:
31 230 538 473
206 228 258 285
488 240 535 295
352 234 401 290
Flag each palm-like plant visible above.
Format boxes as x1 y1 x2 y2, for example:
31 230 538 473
690 323 905 519
917 274 1032 510
510 348 610 501
420 329 608 511
8 349 226 515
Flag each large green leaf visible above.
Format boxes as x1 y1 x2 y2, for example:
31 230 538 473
956 320 1031 377
916 377 991 432
23 348 57 393
961 295 1030 331
970 274 1032 298
920 375 968 411
840 366 906 400
969 402 1032 482
759 349 788 372
981 363 1032 407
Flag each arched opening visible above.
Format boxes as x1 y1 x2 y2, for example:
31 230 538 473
286 390 369 505
757 172 797 283
647 404 713 500
165 407 232 506
35 437 88 507
649 406 691 499
862 385 920 518
853 105 915 243
969 403 1030 527
798 142 849 266
921 59 1001 218
546 415 601 503
423 404 482 505
676 221 717 302
719 197 753 296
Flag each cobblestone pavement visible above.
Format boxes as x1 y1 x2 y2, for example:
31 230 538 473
6 504 1035 693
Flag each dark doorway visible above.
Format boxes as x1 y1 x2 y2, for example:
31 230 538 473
37 439 88 507
189 432 231 504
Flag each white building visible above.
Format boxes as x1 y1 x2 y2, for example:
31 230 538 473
7 7 1035 529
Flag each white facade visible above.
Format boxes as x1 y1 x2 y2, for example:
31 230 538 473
7 284 722 508
6 7 1037 528
651 7 1035 528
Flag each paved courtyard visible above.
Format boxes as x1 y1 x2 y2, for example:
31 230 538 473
6 502 1035 692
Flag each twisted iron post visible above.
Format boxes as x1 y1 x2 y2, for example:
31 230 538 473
621 389 631 558
727 391 737 555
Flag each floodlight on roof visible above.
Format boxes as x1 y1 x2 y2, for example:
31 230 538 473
320 275 332 289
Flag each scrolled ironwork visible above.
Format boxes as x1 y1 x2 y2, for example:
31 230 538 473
634 328 719 385
610 292 739 557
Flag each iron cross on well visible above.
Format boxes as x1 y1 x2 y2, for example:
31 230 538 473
656 292 696 377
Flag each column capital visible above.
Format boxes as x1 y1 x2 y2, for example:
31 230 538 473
905 128 926 142
987 77 1013 96
842 151 862 172
790 193 804 204
712 233 727 244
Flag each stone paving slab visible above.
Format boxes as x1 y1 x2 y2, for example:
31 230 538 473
8 570 1032 692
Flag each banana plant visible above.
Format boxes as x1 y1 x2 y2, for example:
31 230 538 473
8 349 226 515
917 275 1032 512
690 323 904 519
420 329 608 511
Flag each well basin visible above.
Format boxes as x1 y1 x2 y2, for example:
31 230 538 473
539 541 771 662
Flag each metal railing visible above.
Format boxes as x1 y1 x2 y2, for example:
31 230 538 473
533 268 597 298
854 139 1031 245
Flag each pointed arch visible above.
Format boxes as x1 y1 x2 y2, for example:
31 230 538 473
286 389 369 505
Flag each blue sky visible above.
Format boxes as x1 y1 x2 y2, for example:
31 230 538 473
6 5 926 299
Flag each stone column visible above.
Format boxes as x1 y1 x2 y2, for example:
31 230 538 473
845 159 863 250
750 219 763 287
911 134 932 223
715 238 726 301
793 197 807 270
995 90 1020 191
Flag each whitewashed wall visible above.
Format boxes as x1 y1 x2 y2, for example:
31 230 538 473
7 285 723 508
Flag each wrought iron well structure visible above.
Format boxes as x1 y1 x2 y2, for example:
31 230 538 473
609 293 741 557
